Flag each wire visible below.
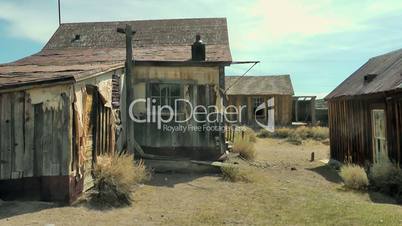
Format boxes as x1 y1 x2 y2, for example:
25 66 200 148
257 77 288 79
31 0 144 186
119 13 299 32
224 62 258 94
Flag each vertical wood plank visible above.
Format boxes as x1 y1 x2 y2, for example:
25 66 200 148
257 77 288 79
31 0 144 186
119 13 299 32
23 93 35 177
33 104 43 176
1 94 12 179
12 92 25 178
61 93 70 175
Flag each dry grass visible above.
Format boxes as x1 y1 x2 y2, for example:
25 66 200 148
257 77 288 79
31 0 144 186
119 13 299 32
92 154 150 207
220 165 259 183
232 137 256 160
339 164 369 190
258 126 329 144
236 126 257 143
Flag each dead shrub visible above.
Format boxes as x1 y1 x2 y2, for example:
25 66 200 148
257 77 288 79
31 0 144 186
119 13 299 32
309 127 329 141
369 154 402 198
261 126 329 144
232 138 256 160
257 129 271 138
287 133 303 145
237 126 257 143
274 127 293 138
92 154 150 207
339 164 369 190
220 165 258 183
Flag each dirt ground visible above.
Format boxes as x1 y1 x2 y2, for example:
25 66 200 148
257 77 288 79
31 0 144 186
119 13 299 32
1 138 402 226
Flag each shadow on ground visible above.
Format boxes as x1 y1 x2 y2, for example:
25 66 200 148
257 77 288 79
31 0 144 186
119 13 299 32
307 164 400 205
0 200 58 220
307 165 342 183
146 173 219 188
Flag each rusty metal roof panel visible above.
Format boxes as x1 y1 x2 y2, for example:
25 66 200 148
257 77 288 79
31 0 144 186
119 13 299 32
326 48 402 99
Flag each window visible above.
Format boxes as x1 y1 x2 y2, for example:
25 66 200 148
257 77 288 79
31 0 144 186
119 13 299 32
149 83 181 111
371 109 387 162
253 97 264 117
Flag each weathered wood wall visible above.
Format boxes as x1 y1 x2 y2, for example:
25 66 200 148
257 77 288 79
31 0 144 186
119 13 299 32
227 95 293 126
328 92 402 165
0 85 72 180
125 65 224 160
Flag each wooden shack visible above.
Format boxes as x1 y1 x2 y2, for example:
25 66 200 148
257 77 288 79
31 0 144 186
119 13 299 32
0 50 123 202
0 18 232 202
326 48 402 165
225 75 294 127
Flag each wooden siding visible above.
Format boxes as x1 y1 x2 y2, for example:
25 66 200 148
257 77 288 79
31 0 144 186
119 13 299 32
0 90 71 180
328 93 402 165
227 95 293 126
126 65 224 160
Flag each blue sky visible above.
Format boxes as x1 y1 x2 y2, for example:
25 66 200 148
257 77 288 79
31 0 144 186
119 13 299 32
1 0 402 98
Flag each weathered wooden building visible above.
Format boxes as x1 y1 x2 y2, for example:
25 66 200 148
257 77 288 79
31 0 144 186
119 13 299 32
225 75 294 127
0 18 231 202
326 48 402 165
0 48 123 202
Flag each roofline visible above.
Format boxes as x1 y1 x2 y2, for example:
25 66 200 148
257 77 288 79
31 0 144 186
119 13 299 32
226 93 294 96
226 74 291 77
0 77 75 93
59 17 228 26
325 87 402 101
135 60 231 67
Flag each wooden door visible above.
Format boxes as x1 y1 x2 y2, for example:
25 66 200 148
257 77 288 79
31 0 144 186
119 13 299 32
371 109 387 162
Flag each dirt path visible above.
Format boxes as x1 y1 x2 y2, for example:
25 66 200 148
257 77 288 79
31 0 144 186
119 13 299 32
1 138 402 226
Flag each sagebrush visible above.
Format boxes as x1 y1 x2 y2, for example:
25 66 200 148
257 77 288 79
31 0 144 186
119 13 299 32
236 126 257 143
339 164 369 190
92 154 150 207
221 165 258 183
257 126 329 144
232 137 256 160
369 154 402 198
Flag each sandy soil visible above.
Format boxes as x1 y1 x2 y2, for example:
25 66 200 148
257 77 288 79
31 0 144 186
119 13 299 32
1 138 402 226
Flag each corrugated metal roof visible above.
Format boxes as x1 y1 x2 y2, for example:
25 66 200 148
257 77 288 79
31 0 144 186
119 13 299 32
326 48 402 99
225 75 294 96
0 18 232 89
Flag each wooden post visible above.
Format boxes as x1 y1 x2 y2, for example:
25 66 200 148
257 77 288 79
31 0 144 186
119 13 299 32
294 98 299 122
310 152 315 162
117 25 136 154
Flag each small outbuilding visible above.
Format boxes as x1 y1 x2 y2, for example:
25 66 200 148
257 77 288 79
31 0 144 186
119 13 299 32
326 48 402 165
225 75 294 127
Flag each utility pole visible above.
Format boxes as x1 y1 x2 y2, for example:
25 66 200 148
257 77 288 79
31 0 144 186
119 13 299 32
117 25 136 154
58 0 61 25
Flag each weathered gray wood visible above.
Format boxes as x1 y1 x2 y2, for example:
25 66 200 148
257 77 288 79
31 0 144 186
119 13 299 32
61 94 70 175
42 108 53 176
1 93 12 179
12 92 25 178
24 93 35 177
0 94 2 178
52 107 62 175
33 104 44 176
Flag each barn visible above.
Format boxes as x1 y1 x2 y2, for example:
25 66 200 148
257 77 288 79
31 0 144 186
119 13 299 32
0 18 232 202
326 48 402 165
225 75 294 127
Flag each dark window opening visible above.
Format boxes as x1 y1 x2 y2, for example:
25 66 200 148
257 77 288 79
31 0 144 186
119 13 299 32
149 83 182 114
253 97 264 117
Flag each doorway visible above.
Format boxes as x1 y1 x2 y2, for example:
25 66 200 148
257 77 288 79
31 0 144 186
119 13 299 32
371 109 387 162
